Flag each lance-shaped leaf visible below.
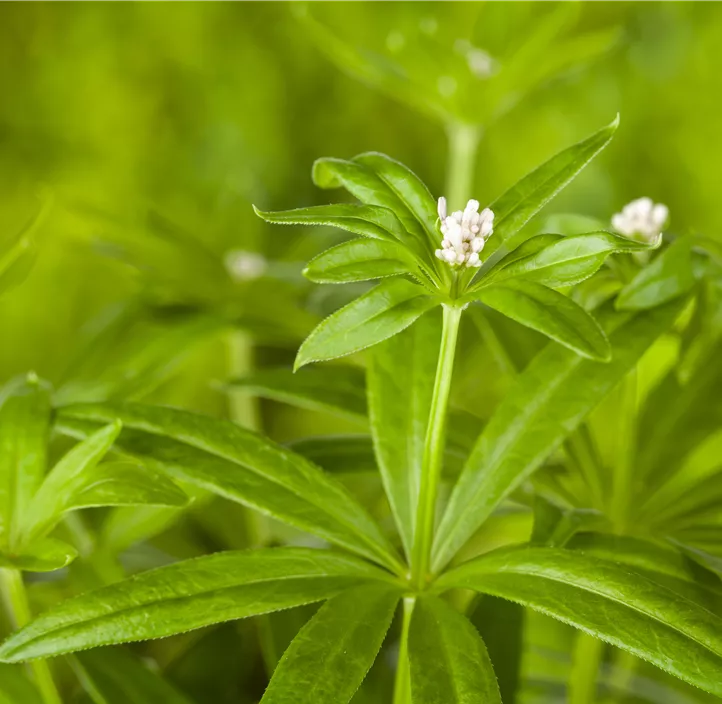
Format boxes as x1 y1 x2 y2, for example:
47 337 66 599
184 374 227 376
471 280 611 361
367 311 439 558
487 231 659 290
227 366 367 423
484 116 619 258
0 375 51 550
304 238 417 285
436 547 722 697
0 537 77 573
55 402 403 573
616 238 697 310
253 204 407 244
0 548 398 662
295 279 438 370
73 647 194 704
408 595 502 704
261 583 399 704
432 298 688 572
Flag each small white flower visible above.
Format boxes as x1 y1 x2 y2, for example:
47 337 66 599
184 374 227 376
224 250 267 281
612 197 668 243
435 197 494 268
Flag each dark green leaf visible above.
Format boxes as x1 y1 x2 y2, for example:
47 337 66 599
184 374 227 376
437 547 722 697
0 548 398 662
56 403 403 572
261 584 399 704
295 279 438 370
287 436 377 475
472 280 611 361
408 595 501 704
367 311 439 558
432 298 688 571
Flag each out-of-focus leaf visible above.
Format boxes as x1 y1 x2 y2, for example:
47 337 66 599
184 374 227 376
488 231 658 289
408 595 502 704
437 547 722 697
261 584 399 704
432 299 687 571
472 280 611 361
0 537 77 573
367 312 438 558
304 238 415 285
484 117 618 257
295 279 438 370
0 548 398 662
287 436 377 475
73 647 194 704
55 403 403 573
0 664 42 704
227 366 367 423
0 375 51 551
616 239 697 310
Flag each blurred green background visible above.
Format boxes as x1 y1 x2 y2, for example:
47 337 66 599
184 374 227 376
1 3 722 702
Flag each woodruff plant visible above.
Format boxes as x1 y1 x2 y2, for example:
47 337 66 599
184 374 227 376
2 119 722 703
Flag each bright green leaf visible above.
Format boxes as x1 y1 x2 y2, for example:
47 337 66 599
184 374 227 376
261 583 399 704
0 548 397 662
472 280 611 361
295 279 438 370
408 595 502 704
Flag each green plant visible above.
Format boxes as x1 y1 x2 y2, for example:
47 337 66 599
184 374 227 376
2 119 722 704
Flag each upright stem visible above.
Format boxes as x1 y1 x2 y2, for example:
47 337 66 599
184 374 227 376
411 305 463 589
445 122 481 211
568 633 604 704
0 569 62 704
393 597 416 704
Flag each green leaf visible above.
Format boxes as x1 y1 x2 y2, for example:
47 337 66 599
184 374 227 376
287 436 377 475
20 422 122 544
228 365 367 423
0 537 77 573
261 583 399 704
367 311 439 558
616 239 697 310
55 402 403 573
489 231 658 289
253 204 408 244
436 546 722 697
73 647 194 704
0 548 397 662
485 117 619 257
408 595 501 704
472 280 611 361
0 665 42 704
432 298 688 571
0 374 52 551
305 238 415 284
295 279 438 370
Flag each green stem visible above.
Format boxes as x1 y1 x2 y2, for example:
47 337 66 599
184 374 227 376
411 305 463 589
0 569 62 704
568 633 604 704
609 649 637 701
445 122 482 211
393 597 416 704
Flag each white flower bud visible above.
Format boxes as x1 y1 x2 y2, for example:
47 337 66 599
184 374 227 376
612 197 668 243
434 195 494 268
437 196 447 221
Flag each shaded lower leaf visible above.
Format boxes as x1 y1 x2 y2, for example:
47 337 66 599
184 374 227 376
0 537 77 572
295 279 438 369
437 546 722 697
408 595 501 704
473 279 611 361
0 548 397 662
73 647 194 704
261 583 399 704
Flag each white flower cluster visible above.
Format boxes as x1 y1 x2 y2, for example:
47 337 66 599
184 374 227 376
612 197 668 243
435 197 494 268
224 250 267 281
